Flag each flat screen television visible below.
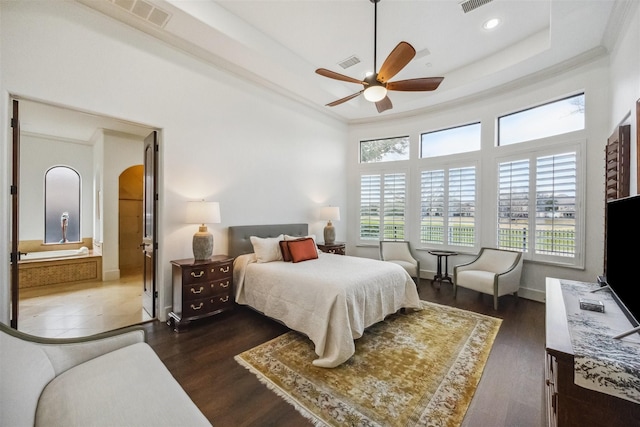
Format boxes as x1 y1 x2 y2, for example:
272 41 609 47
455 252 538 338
603 194 640 333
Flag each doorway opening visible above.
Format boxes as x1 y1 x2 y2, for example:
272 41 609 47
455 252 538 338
12 97 158 337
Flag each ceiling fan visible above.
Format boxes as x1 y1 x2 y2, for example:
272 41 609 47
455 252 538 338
315 0 444 113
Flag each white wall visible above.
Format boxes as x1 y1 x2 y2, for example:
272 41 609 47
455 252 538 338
0 1 347 323
100 130 144 280
348 56 611 302
608 2 640 194
18 133 94 243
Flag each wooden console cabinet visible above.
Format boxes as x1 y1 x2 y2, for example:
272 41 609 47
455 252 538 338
168 255 234 332
545 278 640 426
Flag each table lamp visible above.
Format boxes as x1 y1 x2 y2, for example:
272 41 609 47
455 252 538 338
186 200 221 260
320 206 340 245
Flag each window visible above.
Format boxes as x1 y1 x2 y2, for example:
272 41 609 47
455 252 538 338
44 166 81 244
359 172 406 241
360 136 410 163
420 166 476 247
498 93 585 146
498 160 530 251
420 123 481 158
535 152 576 257
497 151 578 261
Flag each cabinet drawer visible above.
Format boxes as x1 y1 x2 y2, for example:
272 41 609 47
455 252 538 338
183 266 209 284
209 262 232 280
210 278 232 295
210 293 233 311
182 297 213 318
182 282 212 301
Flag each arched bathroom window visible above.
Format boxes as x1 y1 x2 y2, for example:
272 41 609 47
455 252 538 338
44 166 81 244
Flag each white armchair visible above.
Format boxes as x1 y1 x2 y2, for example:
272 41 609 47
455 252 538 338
379 240 420 285
453 247 523 310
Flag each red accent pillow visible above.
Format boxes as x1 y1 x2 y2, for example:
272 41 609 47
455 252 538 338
287 238 319 263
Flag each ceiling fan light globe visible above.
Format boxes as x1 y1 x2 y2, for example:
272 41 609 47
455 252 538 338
364 86 387 102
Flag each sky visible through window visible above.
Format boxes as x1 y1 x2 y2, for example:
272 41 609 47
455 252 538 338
421 123 481 158
499 94 585 145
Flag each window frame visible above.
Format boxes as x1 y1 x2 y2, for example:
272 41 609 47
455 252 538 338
419 121 481 159
359 135 411 164
357 163 410 245
417 158 480 252
44 165 82 245
494 140 585 268
497 92 585 147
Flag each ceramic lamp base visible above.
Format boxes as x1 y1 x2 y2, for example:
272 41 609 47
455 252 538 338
324 221 335 245
193 226 213 260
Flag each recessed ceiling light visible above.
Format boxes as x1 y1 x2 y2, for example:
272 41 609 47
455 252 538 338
483 18 500 30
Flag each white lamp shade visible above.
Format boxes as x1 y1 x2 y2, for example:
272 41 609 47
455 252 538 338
186 201 221 225
320 206 341 221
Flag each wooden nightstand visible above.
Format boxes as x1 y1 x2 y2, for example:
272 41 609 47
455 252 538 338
317 242 346 255
168 255 234 332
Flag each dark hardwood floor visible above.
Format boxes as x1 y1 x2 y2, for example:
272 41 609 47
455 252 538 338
143 279 547 427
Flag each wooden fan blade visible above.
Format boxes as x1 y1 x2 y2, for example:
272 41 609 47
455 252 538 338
326 90 364 107
375 96 393 113
387 77 444 92
316 68 366 85
377 42 416 83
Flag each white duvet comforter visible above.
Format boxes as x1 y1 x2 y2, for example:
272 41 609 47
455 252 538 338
234 252 422 368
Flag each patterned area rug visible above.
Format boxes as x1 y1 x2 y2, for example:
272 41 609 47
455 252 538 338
235 301 501 427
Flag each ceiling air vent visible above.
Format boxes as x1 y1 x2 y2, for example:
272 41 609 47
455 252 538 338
459 0 494 13
338 55 361 69
109 0 171 28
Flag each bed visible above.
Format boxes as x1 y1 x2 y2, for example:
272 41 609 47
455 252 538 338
229 223 422 368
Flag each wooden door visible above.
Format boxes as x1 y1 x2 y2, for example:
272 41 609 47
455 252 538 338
10 99 20 328
142 131 158 318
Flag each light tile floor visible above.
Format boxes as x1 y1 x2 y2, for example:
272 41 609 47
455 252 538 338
18 272 152 338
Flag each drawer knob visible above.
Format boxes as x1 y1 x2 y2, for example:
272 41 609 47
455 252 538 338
219 296 229 303
190 286 204 294
221 281 230 288
218 266 230 274
190 302 204 311
190 271 205 278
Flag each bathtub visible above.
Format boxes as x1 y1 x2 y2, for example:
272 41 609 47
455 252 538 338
18 246 102 289
21 246 90 261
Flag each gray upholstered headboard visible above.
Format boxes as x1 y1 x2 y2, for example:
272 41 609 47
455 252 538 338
228 223 308 258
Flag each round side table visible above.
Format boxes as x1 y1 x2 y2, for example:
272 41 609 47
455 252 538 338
428 250 458 289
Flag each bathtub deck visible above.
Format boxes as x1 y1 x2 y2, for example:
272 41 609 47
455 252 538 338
18 254 103 289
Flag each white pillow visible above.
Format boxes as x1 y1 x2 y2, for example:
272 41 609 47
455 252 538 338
285 234 316 243
250 234 284 263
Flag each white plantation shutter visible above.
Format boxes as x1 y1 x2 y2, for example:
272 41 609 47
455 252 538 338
535 152 576 257
448 167 476 247
360 174 381 240
420 170 445 244
498 159 530 251
383 173 406 240
419 166 475 247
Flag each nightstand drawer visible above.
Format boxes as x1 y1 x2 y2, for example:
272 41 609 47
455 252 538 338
183 266 209 284
210 278 232 295
209 262 232 280
210 293 233 311
182 297 213 318
182 282 213 300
